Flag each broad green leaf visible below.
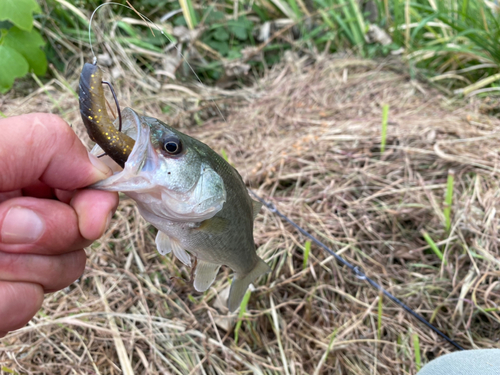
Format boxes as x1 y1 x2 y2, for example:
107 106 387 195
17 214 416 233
206 40 229 55
0 45 29 93
227 49 242 60
212 27 229 42
205 10 225 24
0 0 40 31
236 16 253 29
3 26 46 75
229 25 247 41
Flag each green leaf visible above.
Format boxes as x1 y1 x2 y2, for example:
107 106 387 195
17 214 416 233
226 49 242 60
229 25 247 41
206 40 229 55
212 27 229 42
0 45 29 93
0 0 41 31
0 20 12 29
174 16 187 26
3 26 46 75
204 9 225 24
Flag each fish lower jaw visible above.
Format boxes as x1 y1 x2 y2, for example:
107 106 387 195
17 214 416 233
137 205 201 233
128 190 221 223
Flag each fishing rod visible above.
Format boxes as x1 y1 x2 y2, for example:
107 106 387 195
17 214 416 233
250 191 465 351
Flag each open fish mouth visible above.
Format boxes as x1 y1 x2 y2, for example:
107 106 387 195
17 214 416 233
79 63 226 222
90 107 227 223
90 107 157 192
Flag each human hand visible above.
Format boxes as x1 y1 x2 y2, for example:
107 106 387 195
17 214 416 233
0 113 118 337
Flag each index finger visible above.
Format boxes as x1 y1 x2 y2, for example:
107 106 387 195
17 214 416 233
0 113 111 192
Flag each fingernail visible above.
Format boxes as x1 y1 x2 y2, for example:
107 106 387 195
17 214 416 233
1 207 45 244
88 152 112 177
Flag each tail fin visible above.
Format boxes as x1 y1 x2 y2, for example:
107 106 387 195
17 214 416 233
228 258 271 312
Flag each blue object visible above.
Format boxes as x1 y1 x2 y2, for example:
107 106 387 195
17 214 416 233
418 349 500 375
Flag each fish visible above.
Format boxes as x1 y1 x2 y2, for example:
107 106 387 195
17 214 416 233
79 62 271 312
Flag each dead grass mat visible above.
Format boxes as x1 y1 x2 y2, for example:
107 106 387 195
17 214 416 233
1 56 500 374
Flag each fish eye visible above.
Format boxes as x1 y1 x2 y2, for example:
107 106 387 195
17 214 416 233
162 136 182 155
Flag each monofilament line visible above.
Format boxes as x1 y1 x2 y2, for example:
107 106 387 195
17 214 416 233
87 2 226 122
250 190 465 352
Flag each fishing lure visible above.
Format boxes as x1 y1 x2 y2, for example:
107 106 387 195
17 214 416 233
79 61 135 167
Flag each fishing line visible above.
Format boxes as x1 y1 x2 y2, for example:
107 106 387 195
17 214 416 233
87 2 226 122
249 191 465 351
86 3 465 352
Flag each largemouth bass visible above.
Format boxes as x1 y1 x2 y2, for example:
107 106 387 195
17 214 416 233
79 62 271 311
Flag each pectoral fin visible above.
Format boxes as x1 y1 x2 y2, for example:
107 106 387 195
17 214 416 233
197 216 229 234
193 260 221 292
155 231 172 255
171 238 192 266
155 232 191 266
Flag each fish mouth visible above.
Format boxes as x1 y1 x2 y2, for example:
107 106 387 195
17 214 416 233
91 107 157 191
91 108 226 222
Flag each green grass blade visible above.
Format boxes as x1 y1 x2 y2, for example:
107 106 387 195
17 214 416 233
322 10 355 46
179 0 197 29
287 0 304 19
413 333 421 372
234 289 252 345
421 230 447 265
220 148 229 161
444 169 455 232
303 240 311 270
269 0 296 19
460 0 469 21
341 0 365 52
312 328 338 375
380 104 389 153
349 0 366 40
1 366 19 375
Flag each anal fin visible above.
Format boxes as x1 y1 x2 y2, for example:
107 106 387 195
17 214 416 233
193 260 221 292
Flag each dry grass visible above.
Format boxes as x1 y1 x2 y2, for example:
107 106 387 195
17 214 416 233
1 55 500 375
